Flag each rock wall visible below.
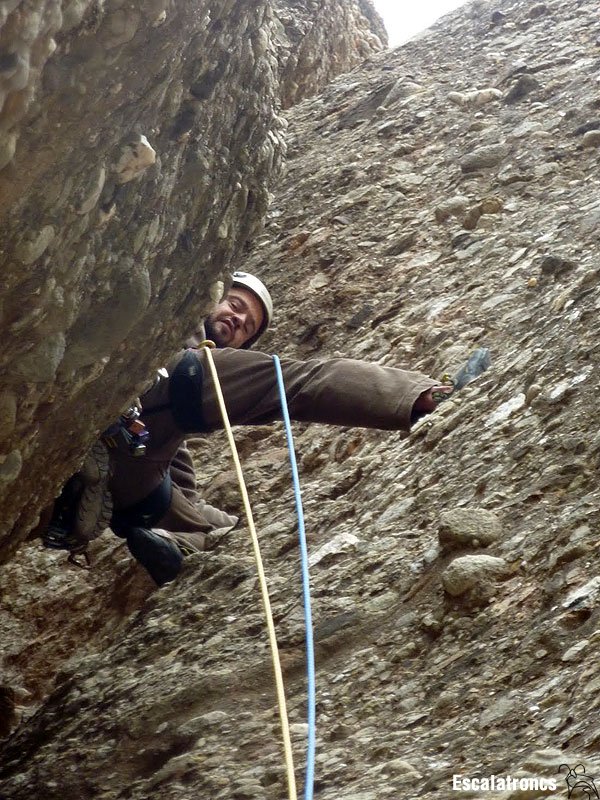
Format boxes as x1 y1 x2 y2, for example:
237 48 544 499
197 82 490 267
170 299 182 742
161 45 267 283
0 0 383 564
274 0 386 107
3 0 600 798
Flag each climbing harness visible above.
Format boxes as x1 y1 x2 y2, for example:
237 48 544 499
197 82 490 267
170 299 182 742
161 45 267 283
41 347 206 566
202 344 298 800
273 355 316 800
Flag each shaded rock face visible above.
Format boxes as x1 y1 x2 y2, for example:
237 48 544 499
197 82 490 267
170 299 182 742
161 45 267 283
3 0 600 798
0 0 382 563
0 0 284 562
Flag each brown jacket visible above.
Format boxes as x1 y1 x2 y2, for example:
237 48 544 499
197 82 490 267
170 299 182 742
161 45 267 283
109 347 435 511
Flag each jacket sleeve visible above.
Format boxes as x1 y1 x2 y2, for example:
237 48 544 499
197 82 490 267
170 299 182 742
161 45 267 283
197 347 436 432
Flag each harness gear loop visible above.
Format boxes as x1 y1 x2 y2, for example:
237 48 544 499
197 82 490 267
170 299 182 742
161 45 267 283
202 346 297 800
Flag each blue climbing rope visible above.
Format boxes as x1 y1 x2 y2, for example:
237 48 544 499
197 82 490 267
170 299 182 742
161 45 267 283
273 354 316 800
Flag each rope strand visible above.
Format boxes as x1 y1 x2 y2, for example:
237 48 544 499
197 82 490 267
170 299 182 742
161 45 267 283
203 346 297 800
273 355 316 800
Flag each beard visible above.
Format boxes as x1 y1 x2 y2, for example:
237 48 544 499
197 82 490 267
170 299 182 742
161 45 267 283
204 316 228 348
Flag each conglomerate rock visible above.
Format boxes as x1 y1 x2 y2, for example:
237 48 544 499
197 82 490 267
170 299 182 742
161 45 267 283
0 0 383 563
274 0 387 108
0 0 284 563
3 0 600 798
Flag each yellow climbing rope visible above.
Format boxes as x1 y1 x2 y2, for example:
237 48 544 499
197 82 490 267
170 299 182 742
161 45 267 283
203 344 298 800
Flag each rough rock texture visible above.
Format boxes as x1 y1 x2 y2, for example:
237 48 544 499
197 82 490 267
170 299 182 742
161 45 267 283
0 0 284 563
0 0 383 563
438 507 503 549
274 0 387 108
441 553 511 599
3 0 600 798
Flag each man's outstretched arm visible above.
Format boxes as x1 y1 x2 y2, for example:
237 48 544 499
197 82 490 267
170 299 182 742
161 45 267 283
196 347 442 433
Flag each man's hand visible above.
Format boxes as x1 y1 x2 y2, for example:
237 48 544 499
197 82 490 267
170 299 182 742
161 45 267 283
413 385 454 414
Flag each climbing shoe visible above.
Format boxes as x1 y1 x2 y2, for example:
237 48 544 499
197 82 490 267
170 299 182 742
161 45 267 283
126 527 184 586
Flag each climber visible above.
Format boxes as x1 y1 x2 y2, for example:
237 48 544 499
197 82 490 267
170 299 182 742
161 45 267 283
164 270 275 539
43 271 273 562
45 270 453 586
107 287 453 586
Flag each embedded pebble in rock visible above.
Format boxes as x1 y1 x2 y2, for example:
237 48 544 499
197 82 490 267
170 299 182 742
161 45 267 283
114 136 156 184
0 393 17 439
460 143 509 173
14 226 56 266
308 532 360 566
382 759 422 777
77 167 106 215
447 88 503 108
0 451 22 484
561 639 589 662
438 508 502 550
0 131 17 171
462 205 483 230
442 555 511 598
504 74 540 104
434 195 470 223
540 255 575 277
3 0 600 798
581 130 600 148
562 576 600 609
528 3 549 18
14 334 67 383
479 196 503 214
485 394 526 426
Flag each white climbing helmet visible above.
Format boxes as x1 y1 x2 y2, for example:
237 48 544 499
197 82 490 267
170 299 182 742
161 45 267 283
231 271 273 347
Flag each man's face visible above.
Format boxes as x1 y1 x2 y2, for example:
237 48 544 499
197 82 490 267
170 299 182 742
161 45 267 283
205 287 265 349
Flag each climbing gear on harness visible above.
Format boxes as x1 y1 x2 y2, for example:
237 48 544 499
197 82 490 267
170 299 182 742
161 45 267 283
42 440 113 565
103 403 150 456
43 398 154 563
273 355 316 800
43 400 150 564
202 345 297 800
232 271 273 348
